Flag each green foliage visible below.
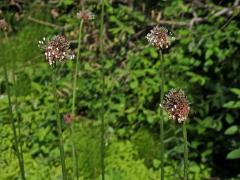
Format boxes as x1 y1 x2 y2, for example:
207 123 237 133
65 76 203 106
106 140 158 180
223 88 240 109
227 148 240 160
131 129 159 167
0 0 240 179
72 122 101 179
224 125 238 135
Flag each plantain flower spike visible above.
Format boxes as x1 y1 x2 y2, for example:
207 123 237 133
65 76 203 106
146 26 175 49
38 35 75 66
63 114 74 124
0 19 8 31
162 89 190 123
76 10 95 21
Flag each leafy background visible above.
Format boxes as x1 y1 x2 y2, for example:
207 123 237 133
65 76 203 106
0 0 240 179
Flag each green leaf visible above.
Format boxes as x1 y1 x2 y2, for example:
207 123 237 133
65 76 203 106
223 101 240 109
153 159 160 168
225 113 234 124
205 49 213 59
61 0 74 5
226 148 240 159
224 125 238 135
230 88 240 97
149 48 158 58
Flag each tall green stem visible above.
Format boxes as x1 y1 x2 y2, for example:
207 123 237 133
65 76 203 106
3 32 26 180
12 60 26 180
183 121 188 180
159 50 165 180
3 65 26 180
52 68 67 180
10 39 25 179
100 0 105 179
71 19 84 180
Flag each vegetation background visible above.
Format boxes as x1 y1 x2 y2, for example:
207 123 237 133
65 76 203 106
0 0 240 179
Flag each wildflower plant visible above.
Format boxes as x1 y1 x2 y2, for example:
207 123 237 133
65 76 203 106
162 89 190 123
162 89 190 180
146 26 175 49
39 34 74 180
146 26 175 180
76 10 95 21
69 9 95 180
67 9 95 179
38 35 75 66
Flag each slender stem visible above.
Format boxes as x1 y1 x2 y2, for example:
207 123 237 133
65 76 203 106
10 35 26 179
3 65 26 180
100 1 105 180
3 32 26 180
159 50 165 180
183 121 188 180
71 19 84 180
52 68 67 180
12 60 26 180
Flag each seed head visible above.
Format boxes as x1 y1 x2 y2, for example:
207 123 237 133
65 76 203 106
76 10 94 21
146 26 175 49
0 19 8 31
162 89 190 123
63 114 74 124
38 35 75 66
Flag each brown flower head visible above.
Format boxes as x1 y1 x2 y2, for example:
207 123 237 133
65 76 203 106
51 9 59 19
38 35 75 66
63 114 74 124
146 26 175 49
0 19 8 31
162 89 190 123
76 10 94 21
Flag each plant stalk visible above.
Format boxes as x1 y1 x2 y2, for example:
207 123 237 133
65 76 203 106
159 50 165 180
3 32 26 180
100 0 105 179
3 65 26 180
52 67 67 180
10 41 26 180
12 61 26 180
183 121 188 180
71 19 84 180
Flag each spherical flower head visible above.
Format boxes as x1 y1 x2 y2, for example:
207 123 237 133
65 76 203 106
146 26 175 49
76 10 94 21
0 19 8 31
162 89 190 123
64 114 74 124
38 35 75 66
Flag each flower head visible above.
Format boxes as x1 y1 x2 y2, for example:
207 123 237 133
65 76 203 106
38 35 75 66
162 89 190 123
63 114 74 124
146 26 175 49
0 19 8 31
76 10 94 21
